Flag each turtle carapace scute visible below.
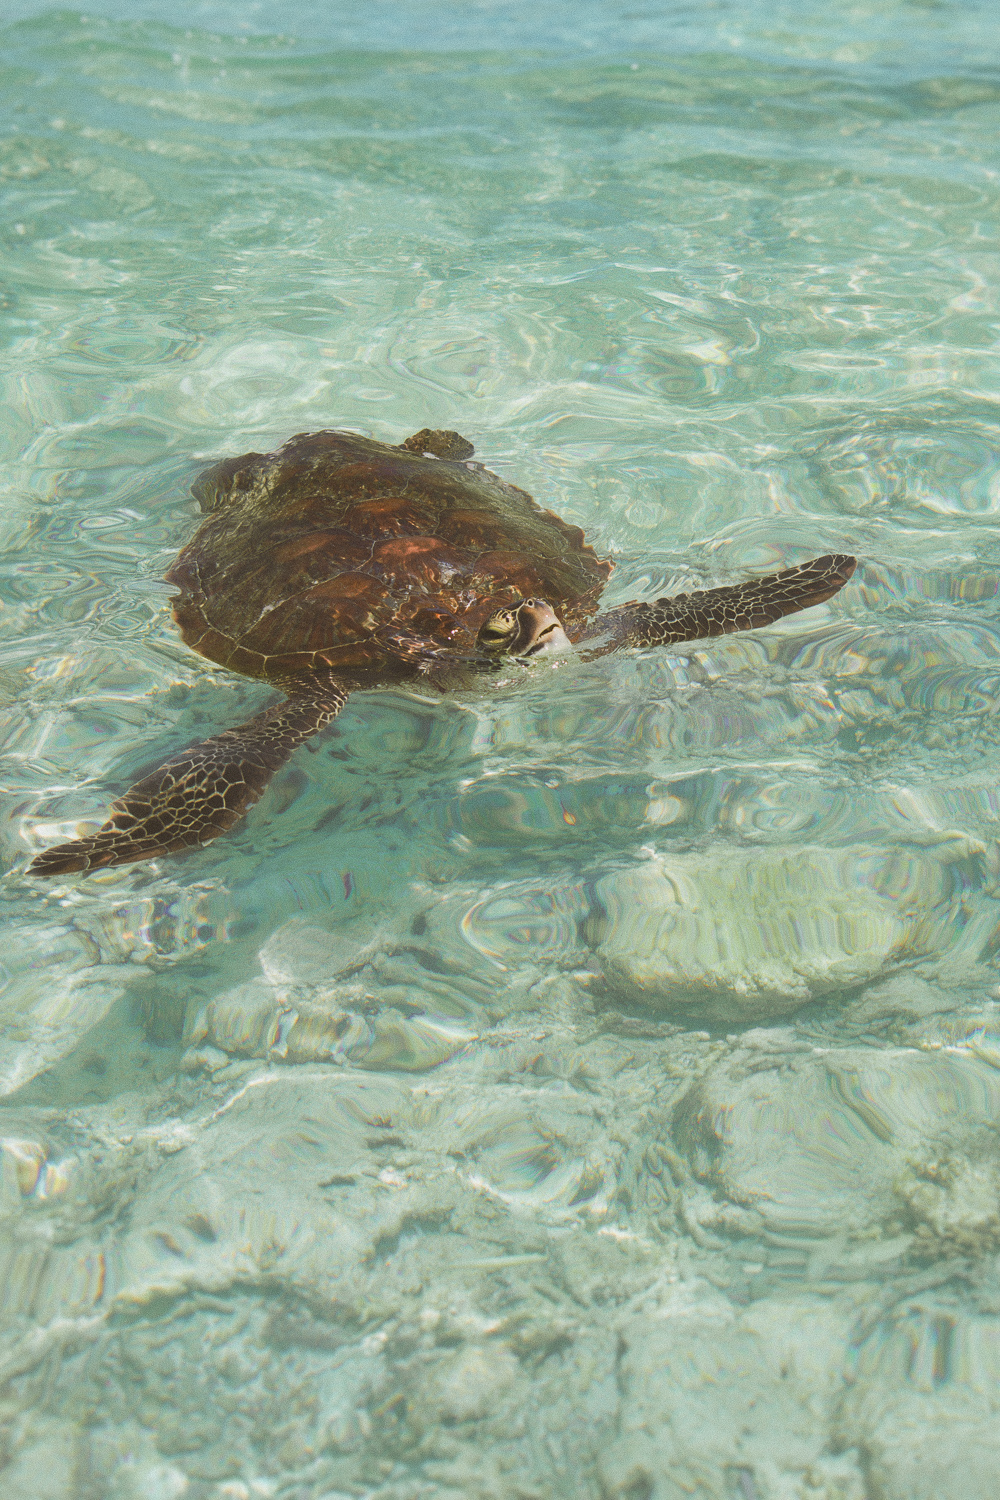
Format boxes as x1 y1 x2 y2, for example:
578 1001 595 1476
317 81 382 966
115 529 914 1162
29 428 856 875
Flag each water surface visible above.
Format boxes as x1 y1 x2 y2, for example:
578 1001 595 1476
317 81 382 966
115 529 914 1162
3 3 1000 1497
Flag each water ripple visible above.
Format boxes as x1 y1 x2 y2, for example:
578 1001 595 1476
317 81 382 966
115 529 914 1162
4 1 1000 1489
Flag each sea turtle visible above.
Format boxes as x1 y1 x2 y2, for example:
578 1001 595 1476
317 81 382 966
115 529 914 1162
29 428 856 876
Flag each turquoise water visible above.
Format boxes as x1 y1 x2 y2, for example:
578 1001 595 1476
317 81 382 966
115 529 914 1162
4 1 1000 1495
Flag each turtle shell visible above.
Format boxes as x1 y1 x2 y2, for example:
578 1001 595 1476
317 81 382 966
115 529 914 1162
167 430 612 684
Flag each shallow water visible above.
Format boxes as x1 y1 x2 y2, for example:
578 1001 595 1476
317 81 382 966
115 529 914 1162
3 1 1000 1495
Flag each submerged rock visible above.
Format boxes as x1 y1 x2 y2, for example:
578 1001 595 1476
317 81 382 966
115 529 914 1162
897 1125 1000 1258
5 999 1000 1498
599 1282 863 1500
464 842 982 1023
184 912 499 1072
840 1301 1000 1500
183 975 475 1073
0 879 230 1097
670 1034 1000 1244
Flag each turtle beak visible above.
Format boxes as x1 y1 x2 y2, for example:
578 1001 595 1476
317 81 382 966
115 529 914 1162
511 599 572 658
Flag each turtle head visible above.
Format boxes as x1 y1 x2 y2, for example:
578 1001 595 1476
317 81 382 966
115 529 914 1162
477 598 571 659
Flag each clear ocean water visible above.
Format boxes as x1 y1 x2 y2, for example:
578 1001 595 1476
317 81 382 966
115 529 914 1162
3 1 1000 1495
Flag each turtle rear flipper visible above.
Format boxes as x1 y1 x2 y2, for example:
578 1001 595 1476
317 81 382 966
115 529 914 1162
400 429 475 460
579 553 856 655
28 677 348 876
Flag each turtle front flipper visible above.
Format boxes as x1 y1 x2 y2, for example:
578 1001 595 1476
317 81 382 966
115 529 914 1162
28 677 349 876
577 553 856 656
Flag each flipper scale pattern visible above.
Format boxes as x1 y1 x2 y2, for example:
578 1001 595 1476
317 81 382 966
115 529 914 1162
28 678 347 875
580 553 856 654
